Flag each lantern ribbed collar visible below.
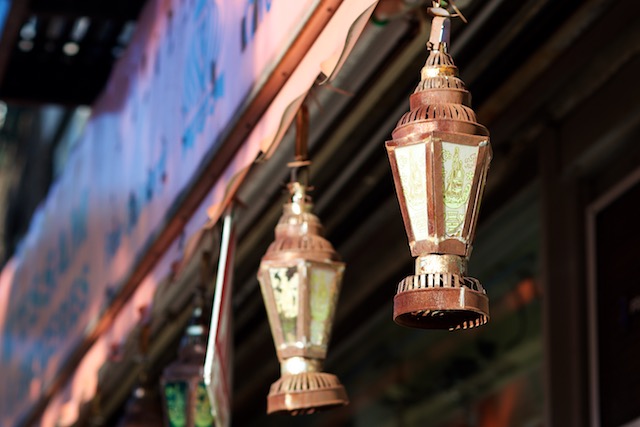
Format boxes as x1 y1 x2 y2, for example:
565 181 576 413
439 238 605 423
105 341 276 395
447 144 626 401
263 182 340 263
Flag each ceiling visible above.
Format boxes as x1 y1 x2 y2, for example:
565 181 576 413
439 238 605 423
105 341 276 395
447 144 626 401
0 0 146 104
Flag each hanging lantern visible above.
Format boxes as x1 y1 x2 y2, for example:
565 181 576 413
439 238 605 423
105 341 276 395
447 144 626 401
385 5 492 330
117 384 164 427
161 306 216 427
258 107 349 416
258 182 348 415
117 308 164 427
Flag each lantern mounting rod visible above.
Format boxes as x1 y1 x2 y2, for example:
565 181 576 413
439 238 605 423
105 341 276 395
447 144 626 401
427 6 451 51
287 103 311 168
130 305 152 387
294 103 309 164
426 0 469 51
137 306 151 358
288 103 312 193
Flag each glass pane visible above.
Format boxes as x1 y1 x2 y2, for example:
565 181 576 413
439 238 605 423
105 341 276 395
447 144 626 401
442 142 478 238
269 266 299 345
194 382 215 427
164 381 188 427
394 143 429 241
309 266 338 347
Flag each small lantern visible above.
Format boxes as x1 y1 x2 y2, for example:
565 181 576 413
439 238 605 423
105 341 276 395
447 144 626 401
258 181 348 415
117 308 164 427
385 6 492 330
161 307 216 427
117 384 164 427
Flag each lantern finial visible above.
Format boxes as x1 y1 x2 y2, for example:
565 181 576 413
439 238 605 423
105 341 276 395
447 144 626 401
385 5 492 330
426 5 451 50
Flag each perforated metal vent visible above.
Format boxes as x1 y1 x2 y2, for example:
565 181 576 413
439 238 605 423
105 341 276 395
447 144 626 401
397 272 485 294
414 75 466 92
268 234 335 254
425 49 456 67
394 271 489 331
268 371 348 415
396 103 477 127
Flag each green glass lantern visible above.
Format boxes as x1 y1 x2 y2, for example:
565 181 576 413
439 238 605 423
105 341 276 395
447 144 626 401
161 307 216 427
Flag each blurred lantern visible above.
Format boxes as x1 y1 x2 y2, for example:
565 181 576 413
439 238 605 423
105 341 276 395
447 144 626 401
258 105 348 415
118 308 164 427
117 384 164 427
161 303 215 427
385 4 492 330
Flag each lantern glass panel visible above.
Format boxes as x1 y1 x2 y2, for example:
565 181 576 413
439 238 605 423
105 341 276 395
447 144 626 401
308 264 339 347
164 381 188 427
194 383 215 427
441 142 478 238
269 265 300 345
394 143 429 241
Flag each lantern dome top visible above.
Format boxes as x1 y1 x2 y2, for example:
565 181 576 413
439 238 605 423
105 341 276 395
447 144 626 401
162 305 208 379
263 182 341 263
392 8 488 139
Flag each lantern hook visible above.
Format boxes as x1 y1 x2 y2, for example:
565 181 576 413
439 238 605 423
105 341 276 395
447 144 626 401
429 1 468 24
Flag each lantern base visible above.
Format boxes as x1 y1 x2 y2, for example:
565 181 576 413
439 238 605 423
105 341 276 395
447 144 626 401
393 273 489 330
267 372 348 416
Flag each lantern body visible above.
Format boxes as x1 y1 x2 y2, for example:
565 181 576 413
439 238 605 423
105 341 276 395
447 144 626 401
385 12 492 330
258 184 348 415
387 131 490 258
161 326 215 426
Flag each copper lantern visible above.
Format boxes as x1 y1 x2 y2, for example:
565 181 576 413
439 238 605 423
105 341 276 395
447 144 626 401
258 181 348 415
161 307 216 427
385 6 492 330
